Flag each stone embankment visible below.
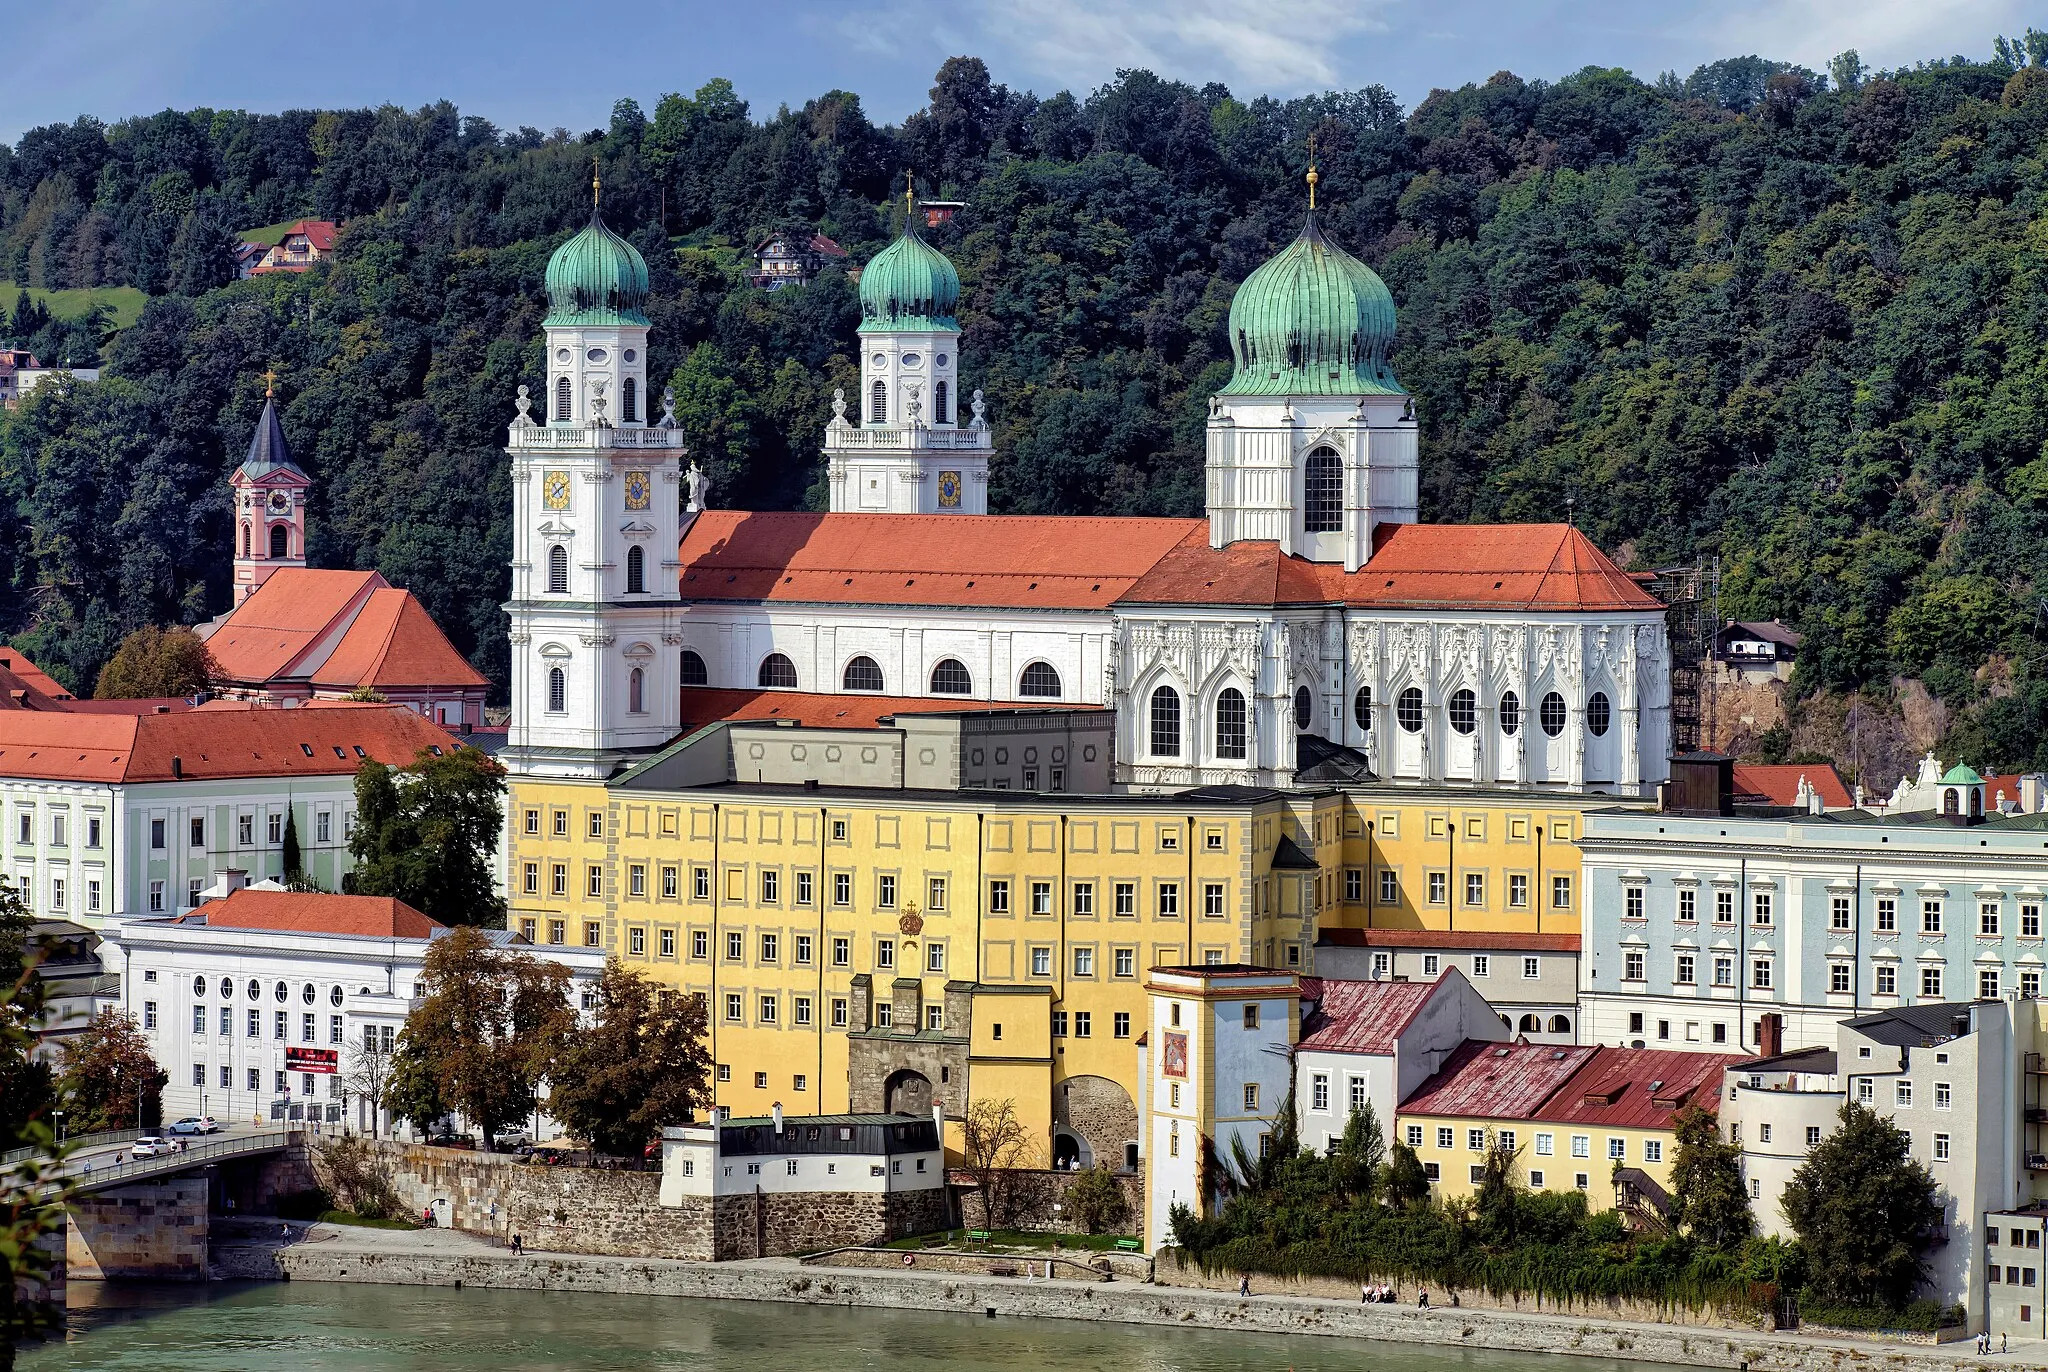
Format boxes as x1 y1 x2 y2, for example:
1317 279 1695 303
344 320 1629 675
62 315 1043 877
231 1224 2046 1371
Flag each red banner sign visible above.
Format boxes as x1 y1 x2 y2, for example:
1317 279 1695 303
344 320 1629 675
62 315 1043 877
285 1047 339 1075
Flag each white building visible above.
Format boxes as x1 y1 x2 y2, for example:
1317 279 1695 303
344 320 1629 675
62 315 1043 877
113 886 602 1131
659 1104 945 1203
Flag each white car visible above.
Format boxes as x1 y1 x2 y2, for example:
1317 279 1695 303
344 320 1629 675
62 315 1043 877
166 1117 220 1136
130 1135 185 1159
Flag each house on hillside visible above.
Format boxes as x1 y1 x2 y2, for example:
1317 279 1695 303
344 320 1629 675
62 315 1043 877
240 220 338 277
748 232 848 289
1713 619 1802 683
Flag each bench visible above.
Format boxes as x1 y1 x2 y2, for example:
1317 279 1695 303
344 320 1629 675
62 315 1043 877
1113 1239 1143 1252
965 1230 992 1246
988 1262 1017 1277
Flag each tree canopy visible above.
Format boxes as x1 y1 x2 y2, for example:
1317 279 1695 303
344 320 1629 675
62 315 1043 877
344 746 506 926
1781 1101 1945 1310
544 959 710 1156
91 624 216 699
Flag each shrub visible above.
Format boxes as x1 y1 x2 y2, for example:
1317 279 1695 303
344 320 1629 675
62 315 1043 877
1068 1167 1131 1234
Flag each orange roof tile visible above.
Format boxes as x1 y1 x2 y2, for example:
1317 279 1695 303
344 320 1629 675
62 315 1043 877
1532 1047 1751 1127
678 512 1206 610
310 588 488 691
679 687 1099 734
0 650 71 699
1731 763 1854 809
0 703 462 783
0 664 69 712
62 697 197 716
205 569 385 682
177 887 439 938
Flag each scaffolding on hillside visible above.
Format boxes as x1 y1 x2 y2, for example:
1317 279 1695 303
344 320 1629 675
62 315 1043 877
1645 557 1720 755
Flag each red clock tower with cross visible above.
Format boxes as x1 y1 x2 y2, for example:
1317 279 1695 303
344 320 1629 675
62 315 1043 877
229 371 312 606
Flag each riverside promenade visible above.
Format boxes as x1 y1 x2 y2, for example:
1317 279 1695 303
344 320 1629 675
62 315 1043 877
214 1221 2048 1372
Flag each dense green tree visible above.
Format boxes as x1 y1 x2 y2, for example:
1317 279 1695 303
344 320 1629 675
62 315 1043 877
545 959 711 1156
0 878 55 1149
1664 1106 1752 1249
91 624 216 699
55 1010 165 1132
1781 1102 1944 1310
344 747 506 927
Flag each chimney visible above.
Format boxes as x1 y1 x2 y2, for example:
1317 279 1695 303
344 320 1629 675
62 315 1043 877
1953 1012 1972 1038
1757 1012 1783 1059
213 869 250 897
771 1101 784 1134
2025 776 2047 815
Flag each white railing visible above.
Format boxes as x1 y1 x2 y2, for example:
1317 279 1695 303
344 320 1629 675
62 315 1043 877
509 426 687 451
823 427 992 452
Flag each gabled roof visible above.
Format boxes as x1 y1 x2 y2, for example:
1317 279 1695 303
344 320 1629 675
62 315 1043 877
1720 619 1803 647
1297 978 1438 1055
170 887 439 938
1532 1047 1749 1127
1400 1040 1598 1120
203 568 485 691
0 702 461 783
0 650 71 700
1731 763 1854 809
309 589 488 691
1845 1001 1977 1046
679 687 1097 734
0 663 69 713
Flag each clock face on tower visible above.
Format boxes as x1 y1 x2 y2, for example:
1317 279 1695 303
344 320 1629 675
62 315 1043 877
542 471 571 510
937 470 962 508
622 470 651 510
265 489 291 515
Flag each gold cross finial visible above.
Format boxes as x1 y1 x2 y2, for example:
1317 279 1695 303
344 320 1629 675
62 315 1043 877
592 157 602 207
262 367 277 398
904 169 915 219
1306 134 1320 210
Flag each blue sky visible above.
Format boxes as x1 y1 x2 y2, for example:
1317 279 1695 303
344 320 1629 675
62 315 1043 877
4 0 2036 145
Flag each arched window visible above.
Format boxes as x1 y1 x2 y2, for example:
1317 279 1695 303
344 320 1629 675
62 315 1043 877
843 656 884 691
1353 686 1372 732
622 377 637 424
1500 690 1521 736
547 544 569 594
625 544 645 594
628 666 645 714
1448 689 1477 735
934 379 949 424
1293 685 1312 731
1518 1013 1541 1033
1303 446 1343 533
1149 686 1182 757
1943 788 1960 816
554 375 572 423
269 524 289 559
758 653 798 689
1215 689 1247 760
1396 687 1424 733
1539 691 1567 737
240 523 250 558
870 380 887 424
1587 691 1611 737
930 659 972 695
1018 662 1062 698
546 666 566 713
680 650 708 686
1548 1014 1572 1035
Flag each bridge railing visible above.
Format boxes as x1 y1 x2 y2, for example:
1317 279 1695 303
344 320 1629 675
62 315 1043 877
0 1128 137 1168
16 1129 303 1193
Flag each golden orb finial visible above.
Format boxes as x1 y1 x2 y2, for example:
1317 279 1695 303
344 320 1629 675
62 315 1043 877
1306 134 1320 210
592 157 602 207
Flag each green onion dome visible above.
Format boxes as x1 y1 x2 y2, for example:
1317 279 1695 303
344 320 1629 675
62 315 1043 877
544 208 650 327
1220 213 1402 396
857 225 959 333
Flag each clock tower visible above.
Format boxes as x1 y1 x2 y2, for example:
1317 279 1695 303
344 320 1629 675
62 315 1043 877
503 176 686 780
230 377 311 605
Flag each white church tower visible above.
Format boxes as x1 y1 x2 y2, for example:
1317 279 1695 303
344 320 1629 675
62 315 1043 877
826 182 990 513
504 173 686 779
1204 164 1418 571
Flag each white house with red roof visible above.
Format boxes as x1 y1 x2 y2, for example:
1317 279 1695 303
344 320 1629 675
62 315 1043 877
111 885 601 1130
239 219 338 277
506 185 1671 794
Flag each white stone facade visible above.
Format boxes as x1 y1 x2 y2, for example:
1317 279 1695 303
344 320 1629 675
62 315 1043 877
826 324 989 515
1204 393 1418 569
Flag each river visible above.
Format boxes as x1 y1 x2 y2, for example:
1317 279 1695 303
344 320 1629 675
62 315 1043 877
23 1282 1685 1372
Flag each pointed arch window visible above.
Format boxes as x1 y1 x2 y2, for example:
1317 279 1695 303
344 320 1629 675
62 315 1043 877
680 650 708 686
628 666 645 714
843 656 884 692
1018 662 1062 698
758 653 798 689
622 377 637 424
269 524 289 559
1303 446 1342 533
547 544 569 594
1215 688 1248 760
934 379 949 425
1149 686 1182 757
870 380 887 424
554 375 572 423
930 659 972 695
546 667 566 714
625 544 645 594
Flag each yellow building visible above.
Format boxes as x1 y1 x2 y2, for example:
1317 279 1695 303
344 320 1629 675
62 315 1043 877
1396 1041 1745 1213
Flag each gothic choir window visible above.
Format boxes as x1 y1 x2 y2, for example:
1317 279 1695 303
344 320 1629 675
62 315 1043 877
547 544 569 594
628 667 645 714
1448 689 1477 735
680 650 709 686
1353 686 1372 732
1396 687 1425 733
625 545 645 594
934 379 949 424
759 653 799 689
546 667 566 714
930 658 972 694
1149 686 1182 757
1018 662 1062 698
1500 690 1522 736
554 375 572 423
870 380 887 424
1215 689 1248 760
622 377 637 424
1303 447 1343 533
1293 686 1312 731
843 656 885 691
1587 692 1612 737
269 524 289 559
1539 691 1567 737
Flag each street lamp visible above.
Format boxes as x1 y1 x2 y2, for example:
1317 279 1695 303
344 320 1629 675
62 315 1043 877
53 1111 65 1145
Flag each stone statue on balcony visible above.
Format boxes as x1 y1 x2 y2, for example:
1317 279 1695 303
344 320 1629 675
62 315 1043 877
513 385 535 428
685 460 712 513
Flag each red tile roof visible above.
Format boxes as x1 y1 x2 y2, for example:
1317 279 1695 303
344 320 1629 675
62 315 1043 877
1320 929 1581 953
1400 1040 1598 1120
679 687 1098 734
0 650 71 699
1731 764 1853 809
1297 979 1439 1055
309 588 489 690
61 698 197 716
175 888 439 938
1532 1047 1750 1128
0 664 69 713
678 512 1208 610
0 703 462 783
206 569 385 681
204 569 485 692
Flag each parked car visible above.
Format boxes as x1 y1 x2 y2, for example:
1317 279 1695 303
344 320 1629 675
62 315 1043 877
425 1132 476 1151
492 1129 531 1150
166 1116 219 1136
130 1136 184 1159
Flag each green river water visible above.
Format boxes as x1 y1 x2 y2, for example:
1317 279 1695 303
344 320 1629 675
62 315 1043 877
21 1282 1682 1372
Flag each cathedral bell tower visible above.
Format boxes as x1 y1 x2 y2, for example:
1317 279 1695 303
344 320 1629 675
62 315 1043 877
826 175 990 514
230 373 311 605
504 166 685 780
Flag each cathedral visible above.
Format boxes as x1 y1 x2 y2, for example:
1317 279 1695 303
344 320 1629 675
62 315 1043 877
503 181 1671 794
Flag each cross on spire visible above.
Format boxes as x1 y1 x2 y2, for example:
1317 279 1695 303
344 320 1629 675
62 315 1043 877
592 157 602 207
904 169 915 220
262 367 277 397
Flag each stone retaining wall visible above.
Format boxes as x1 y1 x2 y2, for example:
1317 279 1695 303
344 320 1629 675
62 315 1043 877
952 1169 1143 1236
803 1246 1109 1281
67 1177 209 1280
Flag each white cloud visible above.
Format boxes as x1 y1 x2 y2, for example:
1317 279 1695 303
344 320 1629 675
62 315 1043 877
1691 0 2024 72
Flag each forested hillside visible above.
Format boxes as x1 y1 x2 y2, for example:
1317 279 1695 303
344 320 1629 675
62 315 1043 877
5 44 2048 781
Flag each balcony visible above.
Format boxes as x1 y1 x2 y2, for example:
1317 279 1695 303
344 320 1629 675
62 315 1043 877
509 425 687 451
823 426 992 452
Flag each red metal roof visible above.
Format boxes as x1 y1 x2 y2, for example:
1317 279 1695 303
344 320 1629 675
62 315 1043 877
1532 1047 1751 1128
1320 929 1581 953
0 703 462 783
175 887 439 938
1297 979 1438 1055
1731 764 1853 809
679 687 1097 734
1400 1040 1598 1120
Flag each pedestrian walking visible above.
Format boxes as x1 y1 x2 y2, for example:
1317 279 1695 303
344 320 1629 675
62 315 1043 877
1417 1289 1429 1309
1239 1274 1250 1297
2003 1332 2009 1353
513 1233 523 1256
1360 1281 1370 1305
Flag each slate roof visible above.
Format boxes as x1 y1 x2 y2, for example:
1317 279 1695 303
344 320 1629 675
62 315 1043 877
236 395 306 480
1845 1002 1978 1047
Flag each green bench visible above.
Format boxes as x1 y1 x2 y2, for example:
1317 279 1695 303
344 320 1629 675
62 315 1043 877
965 1230 992 1246
1112 1238 1143 1252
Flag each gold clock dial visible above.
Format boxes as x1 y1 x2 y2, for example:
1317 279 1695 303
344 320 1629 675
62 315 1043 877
542 470 571 510
623 469 651 510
